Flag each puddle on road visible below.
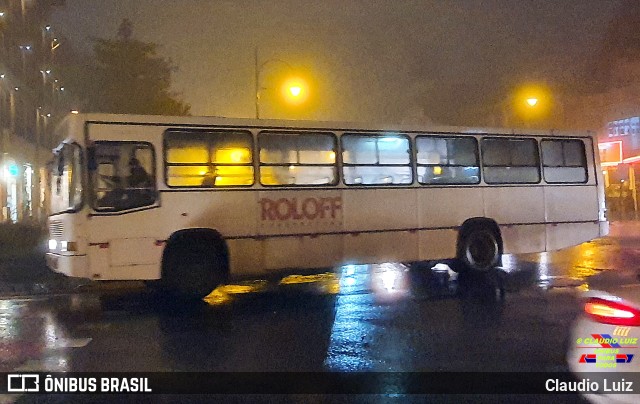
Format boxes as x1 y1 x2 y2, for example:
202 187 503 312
0 300 76 372
502 241 619 293
536 275 589 292
204 281 269 305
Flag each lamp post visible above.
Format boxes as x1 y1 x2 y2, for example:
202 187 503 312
18 44 32 78
39 68 51 86
0 12 6 57
254 47 305 119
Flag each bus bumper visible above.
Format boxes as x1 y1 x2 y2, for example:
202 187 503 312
46 253 89 279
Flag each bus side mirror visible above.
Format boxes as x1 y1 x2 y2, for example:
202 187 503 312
87 146 97 171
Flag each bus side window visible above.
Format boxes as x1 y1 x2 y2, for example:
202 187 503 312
342 134 412 185
259 131 337 186
541 139 587 183
482 138 540 184
92 142 157 211
165 130 254 187
416 136 480 185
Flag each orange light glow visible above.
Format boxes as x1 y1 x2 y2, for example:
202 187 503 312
598 141 623 165
281 77 309 105
289 86 302 97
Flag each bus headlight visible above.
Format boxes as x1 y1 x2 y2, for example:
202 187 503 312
48 239 57 251
59 241 77 252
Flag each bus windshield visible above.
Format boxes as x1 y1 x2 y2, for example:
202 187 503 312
50 143 83 215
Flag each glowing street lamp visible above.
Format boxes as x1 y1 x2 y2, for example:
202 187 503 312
254 48 309 119
18 44 32 76
503 83 554 127
289 85 302 97
40 68 51 85
280 77 309 107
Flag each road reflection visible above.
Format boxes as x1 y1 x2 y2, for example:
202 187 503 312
0 298 78 372
505 236 631 291
0 250 598 374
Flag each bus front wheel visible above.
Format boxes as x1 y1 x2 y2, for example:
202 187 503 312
162 235 228 300
458 226 500 272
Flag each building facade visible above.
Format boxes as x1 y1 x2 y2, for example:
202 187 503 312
1 0 68 223
599 116 640 217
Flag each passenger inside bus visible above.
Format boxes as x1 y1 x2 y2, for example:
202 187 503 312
201 166 217 187
96 157 154 209
126 157 154 206
128 157 152 188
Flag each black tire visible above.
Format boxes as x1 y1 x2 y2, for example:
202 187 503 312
458 226 500 272
162 238 228 300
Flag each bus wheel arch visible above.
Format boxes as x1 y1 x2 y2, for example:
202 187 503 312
161 228 229 299
456 218 503 272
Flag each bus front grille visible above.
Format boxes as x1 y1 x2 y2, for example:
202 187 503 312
49 221 63 238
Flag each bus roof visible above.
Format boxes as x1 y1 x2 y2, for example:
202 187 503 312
57 112 595 139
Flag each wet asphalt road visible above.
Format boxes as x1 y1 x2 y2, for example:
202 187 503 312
1 223 639 402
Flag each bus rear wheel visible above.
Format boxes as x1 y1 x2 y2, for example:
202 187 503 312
458 226 500 272
162 237 228 300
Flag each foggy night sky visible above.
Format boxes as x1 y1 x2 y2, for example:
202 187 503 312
51 0 623 125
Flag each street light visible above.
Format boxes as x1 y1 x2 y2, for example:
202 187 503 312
289 85 302 97
40 68 51 85
280 76 308 106
500 83 553 128
18 44 32 77
254 47 307 119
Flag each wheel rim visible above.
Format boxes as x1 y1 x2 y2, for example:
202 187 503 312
465 231 498 271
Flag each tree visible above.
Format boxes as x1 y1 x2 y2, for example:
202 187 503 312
71 19 190 115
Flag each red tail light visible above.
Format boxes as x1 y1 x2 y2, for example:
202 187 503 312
584 297 640 326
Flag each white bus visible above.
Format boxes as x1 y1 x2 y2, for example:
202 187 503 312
46 113 608 298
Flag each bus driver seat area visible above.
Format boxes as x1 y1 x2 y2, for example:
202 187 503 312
96 158 155 210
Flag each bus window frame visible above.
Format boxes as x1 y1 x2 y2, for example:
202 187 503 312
481 136 542 185
163 128 255 188
49 141 84 215
341 132 414 187
90 140 158 213
540 138 589 184
415 134 481 185
258 130 338 187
